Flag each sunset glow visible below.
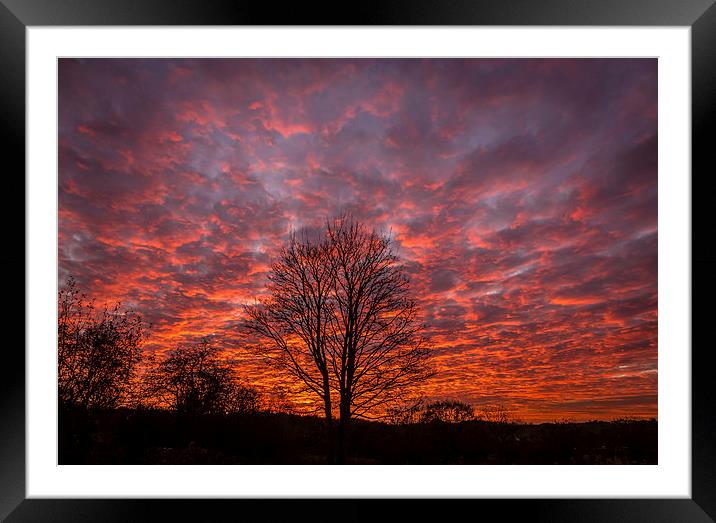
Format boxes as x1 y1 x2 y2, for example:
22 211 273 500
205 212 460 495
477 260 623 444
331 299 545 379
58 58 658 422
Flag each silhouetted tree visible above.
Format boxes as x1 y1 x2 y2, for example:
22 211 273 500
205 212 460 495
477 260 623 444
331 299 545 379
386 398 425 425
243 215 433 462
263 384 300 414
243 230 335 423
58 277 147 410
421 400 475 423
228 381 261 414
146 338 259 415
325 217 433 461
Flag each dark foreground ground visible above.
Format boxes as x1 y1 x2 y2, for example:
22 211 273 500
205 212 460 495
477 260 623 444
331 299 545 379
59 407 657 465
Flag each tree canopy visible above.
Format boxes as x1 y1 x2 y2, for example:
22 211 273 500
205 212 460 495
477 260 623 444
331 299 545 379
242 215 434 460
58 277 147 410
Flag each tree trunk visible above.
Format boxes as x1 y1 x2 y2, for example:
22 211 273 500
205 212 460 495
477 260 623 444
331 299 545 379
336 401 351 464
336 419 346 464
324 391 335 464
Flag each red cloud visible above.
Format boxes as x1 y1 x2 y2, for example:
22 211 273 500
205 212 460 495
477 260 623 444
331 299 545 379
59 58 658 422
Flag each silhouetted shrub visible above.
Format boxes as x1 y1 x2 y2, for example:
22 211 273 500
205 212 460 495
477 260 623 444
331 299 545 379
420 400 474 424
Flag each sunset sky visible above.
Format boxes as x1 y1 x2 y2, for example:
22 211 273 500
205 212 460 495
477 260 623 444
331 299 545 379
58 58 657 422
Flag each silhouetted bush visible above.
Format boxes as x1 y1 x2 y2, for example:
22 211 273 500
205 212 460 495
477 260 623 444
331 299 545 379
420 400 474 424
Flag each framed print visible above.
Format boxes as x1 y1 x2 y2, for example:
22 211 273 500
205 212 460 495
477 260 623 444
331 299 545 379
3 0 715 521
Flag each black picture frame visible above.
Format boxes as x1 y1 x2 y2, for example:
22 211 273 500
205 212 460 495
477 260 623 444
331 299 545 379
2 1 714 521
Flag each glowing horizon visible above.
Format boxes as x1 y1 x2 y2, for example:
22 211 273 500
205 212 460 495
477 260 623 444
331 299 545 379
58 58 658 422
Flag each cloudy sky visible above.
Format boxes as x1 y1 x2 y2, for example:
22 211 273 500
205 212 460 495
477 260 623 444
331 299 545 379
59 58 657 421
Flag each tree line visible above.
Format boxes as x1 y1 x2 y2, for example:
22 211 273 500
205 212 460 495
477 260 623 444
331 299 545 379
58 277 259 416
387 399 515 425
59 216 436 462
